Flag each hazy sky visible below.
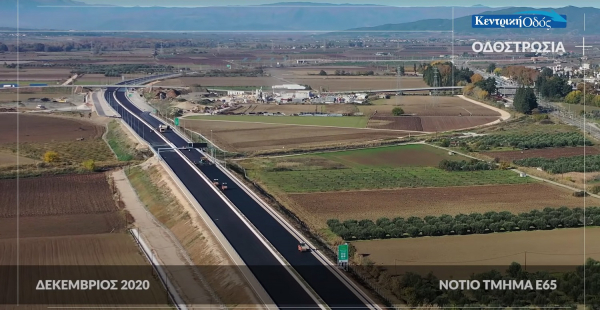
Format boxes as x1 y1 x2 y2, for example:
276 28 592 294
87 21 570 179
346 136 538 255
80 0 599 8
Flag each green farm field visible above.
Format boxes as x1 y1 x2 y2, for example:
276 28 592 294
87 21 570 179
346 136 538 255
241 144 532 193
186 115 369 128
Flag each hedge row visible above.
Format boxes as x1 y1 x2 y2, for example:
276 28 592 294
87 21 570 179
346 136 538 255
514 154 600 174
328 207 599 240
438 159 495 171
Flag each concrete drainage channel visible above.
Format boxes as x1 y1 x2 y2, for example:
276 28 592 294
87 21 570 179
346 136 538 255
130 228 187 310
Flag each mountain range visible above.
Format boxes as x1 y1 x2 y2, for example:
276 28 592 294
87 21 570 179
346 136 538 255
345 6 600 35
0 0 497 31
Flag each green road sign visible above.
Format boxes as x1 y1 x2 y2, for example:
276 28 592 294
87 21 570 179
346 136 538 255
128 94 132 97
338 243 349 263
174 117 180 126
153 109 157 113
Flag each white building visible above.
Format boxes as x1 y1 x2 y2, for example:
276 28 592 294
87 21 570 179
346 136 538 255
272 84 306 91
227 90 244 96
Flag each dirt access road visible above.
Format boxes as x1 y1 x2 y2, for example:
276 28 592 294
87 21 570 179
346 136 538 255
111 169 218 306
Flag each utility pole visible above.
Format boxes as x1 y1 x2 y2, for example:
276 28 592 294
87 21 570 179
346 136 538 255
432 66 440 107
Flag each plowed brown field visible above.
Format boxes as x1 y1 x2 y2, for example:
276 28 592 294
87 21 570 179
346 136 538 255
353 228 600 278
0 213 127 239
0 234 168 305
367 116 498 132
0 114 103 144
0 174 116 217
482 147 600 161
369 96 501 117
289 183 591 224
181 119 414 152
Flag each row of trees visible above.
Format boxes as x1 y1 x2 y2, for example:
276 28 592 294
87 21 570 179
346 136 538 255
515 154 600 174
564 90 600 106
72 64 177 76
500 66 539 86
462 83 490 100
380 259 599 307
463 132 590 149
438 159 495 171
327 207 599 240
422 61 473 87
318 70 376 76
195 68 266 78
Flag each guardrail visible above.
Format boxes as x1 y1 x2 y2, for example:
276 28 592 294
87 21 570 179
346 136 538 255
130 228 187 310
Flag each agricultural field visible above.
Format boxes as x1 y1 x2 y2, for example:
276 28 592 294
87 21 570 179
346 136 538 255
239 143 597 232
0 113 102 144
187 114 369 128
229 103 359 115
475 117 579 135
352 228 599 277
242 144 530 193
0 151 37 166
180 118 413 153
460 132 590 150
482 146 600 161
0 68 73 81
290 183 587 222
156 77 278 87
0 173 116 217
514 155 600 174
0 234 169 305
0 171 167 307
269 66 396 77
0 90 74 103
281 76 427 92
327 206 600 240
317 143 463 167
0 80 63 86
368 116 499 132
362 96 501 132
74 73 126 85
0 114 117 166
364 96 501 117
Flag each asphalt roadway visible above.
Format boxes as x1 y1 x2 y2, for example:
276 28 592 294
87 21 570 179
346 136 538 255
106 85 373 309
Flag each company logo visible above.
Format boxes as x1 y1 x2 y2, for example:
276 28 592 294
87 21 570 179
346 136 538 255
472 10 566 28
472 41 566 53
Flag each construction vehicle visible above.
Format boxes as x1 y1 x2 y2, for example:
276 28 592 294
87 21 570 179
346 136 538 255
158 124 169 132
297 242 309 252
221 182 228 190
212 179 219 186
